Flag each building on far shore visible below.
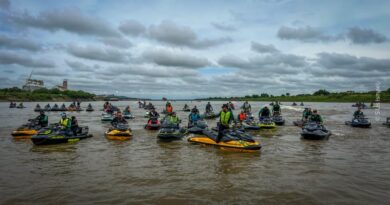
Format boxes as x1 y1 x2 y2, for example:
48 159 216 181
22 73 45 91
56 79 68 91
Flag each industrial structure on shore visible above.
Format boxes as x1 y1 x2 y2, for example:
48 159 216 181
22 72 68 92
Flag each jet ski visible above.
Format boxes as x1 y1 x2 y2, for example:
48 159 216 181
259 117 276 129
105 123 132 140
182 107 191 112
292 102 297 106
59 104 67 111
123 111 134 119
145 117 161 130
352 104 367 109
9 102 16 108
51 104 60 111
31 124 92 145
34 104 42 112
11 119 42 139
383 117 390 127
240 119 260 130
272 114 285 126
301 122 331 140
269 102 274 106
345 117 371 128
16 103 25 109
187 120 208 134
188 129 261 152
101 112 114 122
157 121 186 141
44 104 51 111
300 102 304 106
86 104 94 112
203 111 217 119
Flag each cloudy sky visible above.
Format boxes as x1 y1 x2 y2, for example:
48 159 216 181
0 0 389 99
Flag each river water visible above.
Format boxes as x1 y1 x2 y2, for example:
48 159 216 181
0 101 389 204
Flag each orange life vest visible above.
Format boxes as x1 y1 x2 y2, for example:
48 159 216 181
239 113 246 121
167 106 173 113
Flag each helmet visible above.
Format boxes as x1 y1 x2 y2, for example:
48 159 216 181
61 112 66 117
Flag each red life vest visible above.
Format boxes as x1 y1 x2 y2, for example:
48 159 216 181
239 113 246 121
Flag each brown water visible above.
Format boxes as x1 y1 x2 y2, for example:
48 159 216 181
0 101 389 204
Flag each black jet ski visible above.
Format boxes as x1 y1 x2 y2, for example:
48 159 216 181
383 117 390 127
240 119 260 130
300 102 304 106
51 104 60 111
59 103 67 111
86 104 94 112
272 114 285 126
292 102 297 106
9 102 16 108
301 122 331 140
16 103 25 109
157 121 186 141
187 120 208 134
345 117 371 128
203 111 217 119
31 124 92 145
34 104 42 112
44 104 51 111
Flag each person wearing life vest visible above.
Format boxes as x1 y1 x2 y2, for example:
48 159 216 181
353 107 364 119
189 109 201 123
259 106 271 121
166 102 173 114
272 102 281 116
35 110 48 127
302 108 312 122
168 112 180 125
237 110 247 122
309 109 323 124
216 104 234 143
205 102 213 113
59 112 71 131
241 101 251 113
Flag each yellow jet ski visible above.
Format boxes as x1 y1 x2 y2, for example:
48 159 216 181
11 119 42 139
105 123 132 140
188 129 261 152
258 117 276 129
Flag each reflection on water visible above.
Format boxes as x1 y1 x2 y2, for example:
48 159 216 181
0 101 390 204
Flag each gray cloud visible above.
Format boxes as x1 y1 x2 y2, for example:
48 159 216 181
211 22 236 31
316 52 390 73
67 44 130 63
65 60 100 72
148 20 232 49
99 37 132 49
0 51 55 68
0 34 41 51
119 19 146 36
218 53 307 71
251 41 279 53
347 27 387 44
98 64 198 78
277 26 342 42
142 49 210 68
0 0 10 10
9 8 120 37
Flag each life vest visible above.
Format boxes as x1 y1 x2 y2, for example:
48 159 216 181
220 111 231 126
239 113 246 121
170 116 179 124
60 118 70 128
167 106 173 113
